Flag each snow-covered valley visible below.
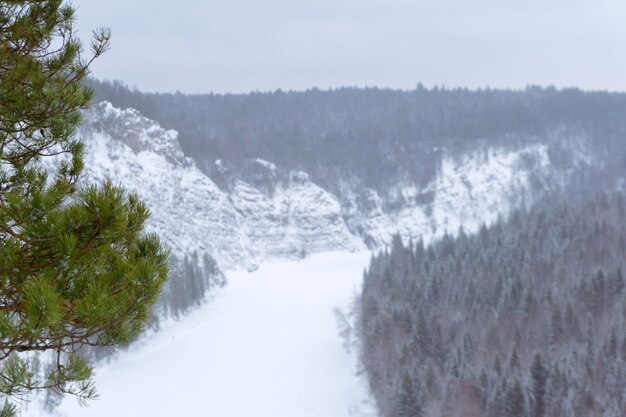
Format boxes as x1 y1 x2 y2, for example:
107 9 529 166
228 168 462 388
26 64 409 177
40 252 374 417
25 101 604 417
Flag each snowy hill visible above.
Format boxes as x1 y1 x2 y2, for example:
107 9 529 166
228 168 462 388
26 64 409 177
343 144 555 246
77 102 585 271
79 103 361 271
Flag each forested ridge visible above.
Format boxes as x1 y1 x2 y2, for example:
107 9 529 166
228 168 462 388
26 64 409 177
86 80 626 195
360 193 626 417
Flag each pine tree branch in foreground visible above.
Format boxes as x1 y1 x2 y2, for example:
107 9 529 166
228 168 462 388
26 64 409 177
0 2 169 414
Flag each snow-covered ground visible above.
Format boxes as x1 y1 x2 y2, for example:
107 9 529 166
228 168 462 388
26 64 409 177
43 251 375 417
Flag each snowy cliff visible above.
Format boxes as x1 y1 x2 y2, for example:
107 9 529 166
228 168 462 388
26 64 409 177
79 102 589 270
344 145 556 246
79 102 361 271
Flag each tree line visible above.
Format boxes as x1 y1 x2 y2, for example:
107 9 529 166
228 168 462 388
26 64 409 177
85 79 626 197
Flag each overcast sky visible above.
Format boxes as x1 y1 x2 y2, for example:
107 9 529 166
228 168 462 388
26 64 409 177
74 0 626 94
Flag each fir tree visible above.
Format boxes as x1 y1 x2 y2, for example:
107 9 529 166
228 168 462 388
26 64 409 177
494 354 503 376
506 379 526 417
530 353 548 417
394 371 423 417
479 368 490 410
509 348 521 373
550 304 564 344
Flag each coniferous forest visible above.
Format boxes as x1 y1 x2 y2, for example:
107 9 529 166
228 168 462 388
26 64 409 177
85 79 626 195
360 193 626 417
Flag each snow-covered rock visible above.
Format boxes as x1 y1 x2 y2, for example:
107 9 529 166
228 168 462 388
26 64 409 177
79 102 361 270
78 102 589 269
230 173 357 259
342 143 583 247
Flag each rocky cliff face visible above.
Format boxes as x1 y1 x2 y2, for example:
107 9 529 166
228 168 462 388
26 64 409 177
343 143 576 247
78 102 592 271
79 102 361 271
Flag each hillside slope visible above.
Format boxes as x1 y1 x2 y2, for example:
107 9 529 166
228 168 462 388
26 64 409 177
77 101 591 269
360 193 626 417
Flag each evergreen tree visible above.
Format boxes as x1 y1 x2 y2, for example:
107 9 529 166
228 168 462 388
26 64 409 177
530 353 548 417
550 304 564 344
394 372 423 417
0 2 168 413
490 384 506 417
509 348 521 373
494 354 503 376
506 379 526 417
564 302 577 336
606 327 618 358
479 368 490 410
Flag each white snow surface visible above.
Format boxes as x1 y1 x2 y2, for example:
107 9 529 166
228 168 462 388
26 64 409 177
40 251 375 417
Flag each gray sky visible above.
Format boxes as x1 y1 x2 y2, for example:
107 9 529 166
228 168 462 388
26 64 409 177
74 0 626 94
